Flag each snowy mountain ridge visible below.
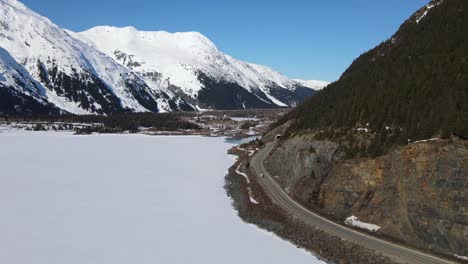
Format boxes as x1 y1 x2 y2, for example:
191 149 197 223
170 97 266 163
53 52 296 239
0 0 326 115
72 26 323 101
293 79 330 91
73 26 295 90
0 0 193 114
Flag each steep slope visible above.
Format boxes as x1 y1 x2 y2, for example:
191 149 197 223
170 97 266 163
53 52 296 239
0 0 194 114
259 0 468 258
71 26 319 109
281 0 467 142
0 47 62 114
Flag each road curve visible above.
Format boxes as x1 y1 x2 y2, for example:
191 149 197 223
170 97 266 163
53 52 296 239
250 142 457 264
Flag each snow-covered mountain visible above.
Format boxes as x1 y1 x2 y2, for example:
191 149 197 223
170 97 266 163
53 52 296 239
71 26 323 109
293 79 330 91
0 0 195 115
0 0 324 115
0 47 62 114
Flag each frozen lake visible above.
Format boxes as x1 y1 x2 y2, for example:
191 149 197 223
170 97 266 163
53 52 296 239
0 131 324 264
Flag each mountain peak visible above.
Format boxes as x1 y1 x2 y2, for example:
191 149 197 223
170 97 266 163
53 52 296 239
79 26 219 54
74 26 293 96
1 0 26 9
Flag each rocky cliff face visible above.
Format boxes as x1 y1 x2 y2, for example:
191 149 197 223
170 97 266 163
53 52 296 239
263 134 468 257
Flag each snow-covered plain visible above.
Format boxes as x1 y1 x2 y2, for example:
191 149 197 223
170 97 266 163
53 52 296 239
0 131 324 264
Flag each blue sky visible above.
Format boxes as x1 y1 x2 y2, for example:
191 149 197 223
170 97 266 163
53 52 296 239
21 0 429 82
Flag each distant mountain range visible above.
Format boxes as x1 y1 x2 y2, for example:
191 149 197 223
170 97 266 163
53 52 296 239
0 0 327 115
292 79 330 91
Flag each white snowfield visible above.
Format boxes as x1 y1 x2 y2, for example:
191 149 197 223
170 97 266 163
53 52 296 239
345 216 381 232
0 130 324 264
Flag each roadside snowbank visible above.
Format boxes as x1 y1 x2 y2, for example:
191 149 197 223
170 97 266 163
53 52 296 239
345 216 381 232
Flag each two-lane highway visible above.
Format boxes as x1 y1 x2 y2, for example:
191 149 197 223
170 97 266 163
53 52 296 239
251 142 457 264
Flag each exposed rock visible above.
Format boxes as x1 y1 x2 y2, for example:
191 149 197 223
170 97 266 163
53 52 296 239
264 134 468 257
264 134 342 194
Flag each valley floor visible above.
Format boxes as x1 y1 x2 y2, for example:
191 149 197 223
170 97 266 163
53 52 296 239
0 109 287 138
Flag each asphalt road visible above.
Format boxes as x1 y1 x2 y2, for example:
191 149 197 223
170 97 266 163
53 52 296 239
250 141 457 264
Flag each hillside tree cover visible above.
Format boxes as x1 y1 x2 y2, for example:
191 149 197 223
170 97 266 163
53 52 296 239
279 0 467 145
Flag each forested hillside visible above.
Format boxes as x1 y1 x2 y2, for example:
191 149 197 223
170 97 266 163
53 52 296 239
279 0 467 146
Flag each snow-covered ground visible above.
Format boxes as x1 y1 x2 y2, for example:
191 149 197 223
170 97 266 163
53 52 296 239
235 163 258 204
0 130 324 264
230 117 260 122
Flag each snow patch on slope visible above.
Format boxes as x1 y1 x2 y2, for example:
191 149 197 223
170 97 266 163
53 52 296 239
415 1 443 24
345 216 381 232
416 4 434 24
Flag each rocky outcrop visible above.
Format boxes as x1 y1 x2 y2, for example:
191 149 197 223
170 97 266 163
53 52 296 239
263 134 342 194
263 134 468 257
